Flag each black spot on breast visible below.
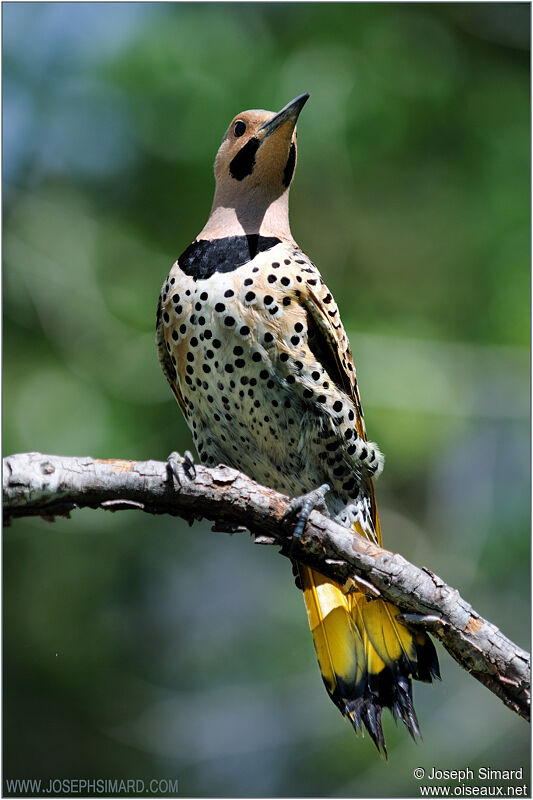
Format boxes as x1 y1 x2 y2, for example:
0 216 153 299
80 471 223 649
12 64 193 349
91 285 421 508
283 142 296 187
178 236 281 280
230 137 261 180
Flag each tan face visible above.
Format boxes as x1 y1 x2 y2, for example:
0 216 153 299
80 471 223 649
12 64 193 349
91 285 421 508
213 94 309 193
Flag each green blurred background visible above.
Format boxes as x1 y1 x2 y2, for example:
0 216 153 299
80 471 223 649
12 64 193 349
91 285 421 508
3 2 530 796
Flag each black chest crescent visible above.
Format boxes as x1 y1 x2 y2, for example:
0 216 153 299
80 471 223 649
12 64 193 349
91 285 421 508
177 235 281 280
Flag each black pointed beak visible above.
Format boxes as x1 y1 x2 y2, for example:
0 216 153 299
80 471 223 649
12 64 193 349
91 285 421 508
259 92 310 138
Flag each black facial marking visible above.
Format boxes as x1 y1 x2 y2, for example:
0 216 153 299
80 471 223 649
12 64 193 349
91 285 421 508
283 142 296 187
229 137 260 180
177 236 281 280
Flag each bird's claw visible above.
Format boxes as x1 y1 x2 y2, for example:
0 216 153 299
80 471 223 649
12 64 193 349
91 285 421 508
167 450 196 486
283 483 331 541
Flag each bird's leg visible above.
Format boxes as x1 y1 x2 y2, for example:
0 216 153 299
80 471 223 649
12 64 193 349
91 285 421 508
282 483 331 541
167 450 196 486
167 452 246 533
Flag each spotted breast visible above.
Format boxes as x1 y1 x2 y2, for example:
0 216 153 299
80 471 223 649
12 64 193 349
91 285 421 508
158 235 382 521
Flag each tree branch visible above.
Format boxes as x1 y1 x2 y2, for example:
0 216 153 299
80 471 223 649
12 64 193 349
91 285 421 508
3 451 530 723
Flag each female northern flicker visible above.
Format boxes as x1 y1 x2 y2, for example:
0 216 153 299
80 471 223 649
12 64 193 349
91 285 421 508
156 93 439 754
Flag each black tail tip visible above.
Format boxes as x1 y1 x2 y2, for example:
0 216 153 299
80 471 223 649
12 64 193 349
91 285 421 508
344 670 423 755
346 697 388 757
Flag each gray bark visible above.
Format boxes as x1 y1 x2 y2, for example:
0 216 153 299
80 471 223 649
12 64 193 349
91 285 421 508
3 450 530 722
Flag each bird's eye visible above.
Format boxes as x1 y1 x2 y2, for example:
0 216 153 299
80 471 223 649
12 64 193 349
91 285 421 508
233 120 246 137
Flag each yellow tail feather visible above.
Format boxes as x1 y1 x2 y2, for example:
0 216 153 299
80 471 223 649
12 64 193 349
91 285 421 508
300 565 365 693
357 595 416 669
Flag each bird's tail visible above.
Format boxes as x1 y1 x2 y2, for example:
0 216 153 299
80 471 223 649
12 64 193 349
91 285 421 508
299 564 440 755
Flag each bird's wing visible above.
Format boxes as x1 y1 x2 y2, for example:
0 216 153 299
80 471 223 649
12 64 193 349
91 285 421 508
299 276 382 542
302 285 366 439
156 294 186 415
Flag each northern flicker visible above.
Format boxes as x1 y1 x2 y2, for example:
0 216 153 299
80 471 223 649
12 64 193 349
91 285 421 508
157 93 440 754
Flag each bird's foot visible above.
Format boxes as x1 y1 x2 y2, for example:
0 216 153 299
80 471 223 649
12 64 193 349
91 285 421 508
282 483 331 541
167 450 196 486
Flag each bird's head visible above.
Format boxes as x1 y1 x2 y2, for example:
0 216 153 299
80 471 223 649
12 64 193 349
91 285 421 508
213 93 309 196
201 93 309 240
